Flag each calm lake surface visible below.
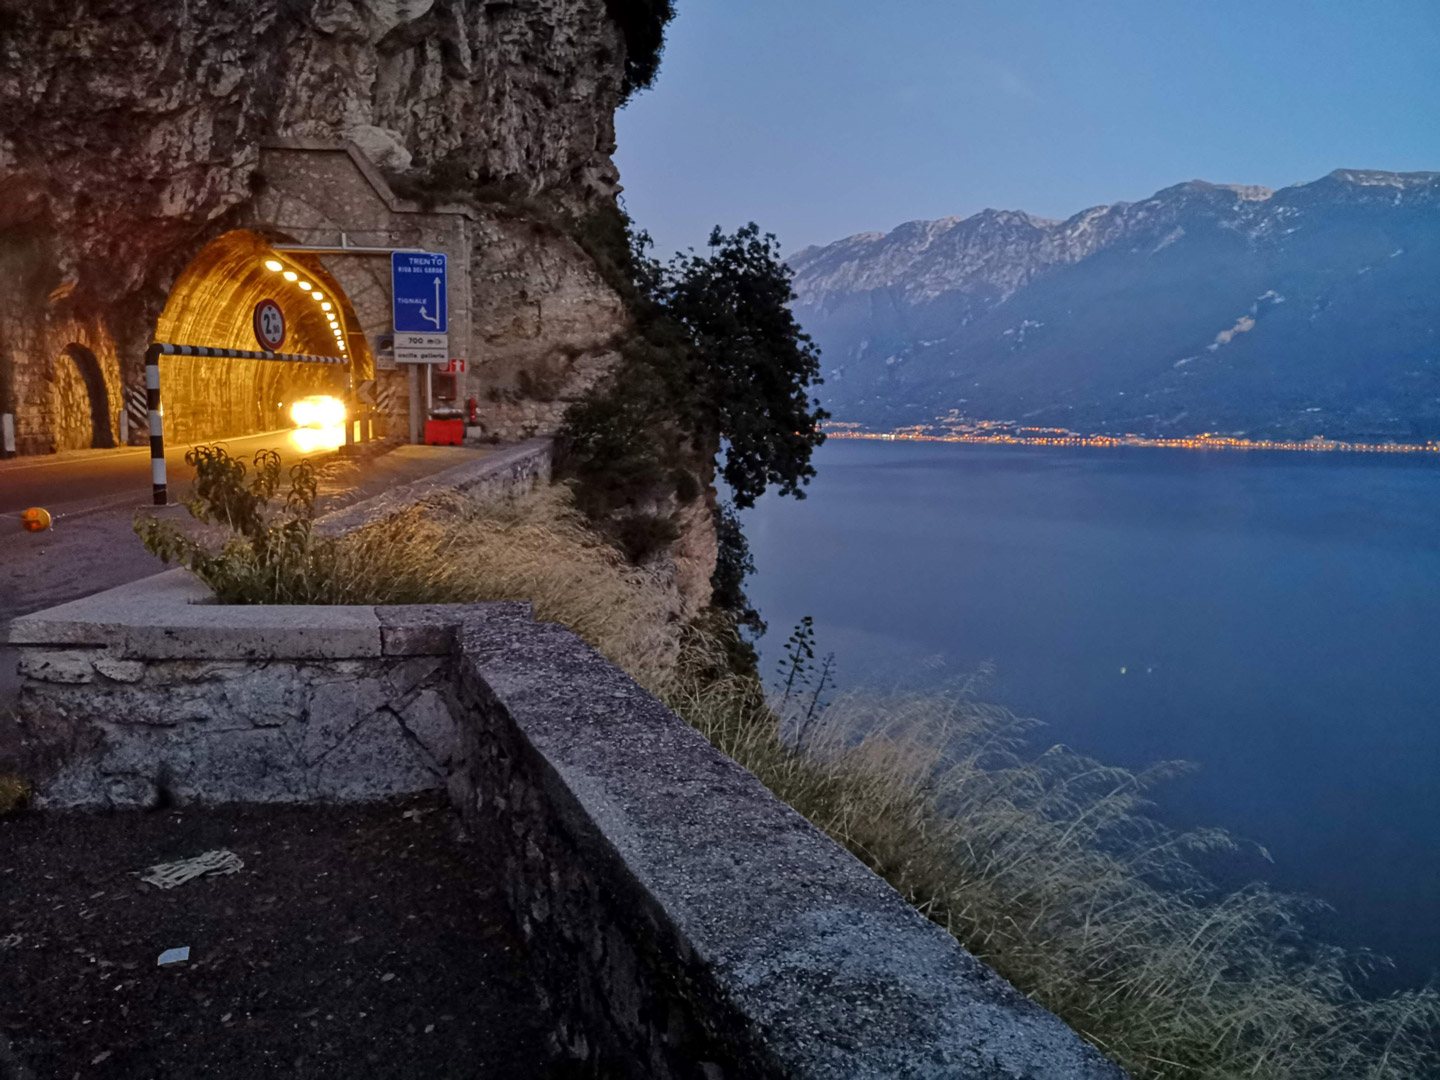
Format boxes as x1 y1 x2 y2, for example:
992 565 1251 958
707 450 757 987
744 439 1440 986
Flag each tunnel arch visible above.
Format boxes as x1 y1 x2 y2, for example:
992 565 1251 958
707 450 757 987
152 230 371 444
52 344 115 449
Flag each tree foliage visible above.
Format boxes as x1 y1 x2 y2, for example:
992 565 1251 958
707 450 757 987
562 217 826 537
665 225 828 507
604 0 676 100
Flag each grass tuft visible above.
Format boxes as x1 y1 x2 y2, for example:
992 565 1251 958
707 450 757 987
655 636 1440 1079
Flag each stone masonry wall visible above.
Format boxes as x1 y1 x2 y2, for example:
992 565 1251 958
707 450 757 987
20 650 455 810
9 591 1124 1079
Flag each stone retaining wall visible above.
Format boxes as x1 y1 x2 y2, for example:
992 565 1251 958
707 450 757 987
9 588 1122 1079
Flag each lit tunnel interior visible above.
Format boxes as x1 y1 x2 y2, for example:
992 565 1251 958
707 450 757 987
153 230 371 446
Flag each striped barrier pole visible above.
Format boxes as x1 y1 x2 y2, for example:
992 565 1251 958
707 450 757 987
145 344 167 505
141 342 349 504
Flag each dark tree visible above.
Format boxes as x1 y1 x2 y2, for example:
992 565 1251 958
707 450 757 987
662 224 828 508
604 0 676 100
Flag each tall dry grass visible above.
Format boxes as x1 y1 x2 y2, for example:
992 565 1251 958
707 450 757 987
656 639 1440 1079
141 470 1440 1077
141 478 679 684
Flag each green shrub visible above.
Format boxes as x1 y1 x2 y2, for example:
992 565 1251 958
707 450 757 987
559 215 827 565
604 0 676 100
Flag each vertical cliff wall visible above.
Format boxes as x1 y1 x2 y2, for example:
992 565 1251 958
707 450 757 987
0 0 629 448
0 0 713 614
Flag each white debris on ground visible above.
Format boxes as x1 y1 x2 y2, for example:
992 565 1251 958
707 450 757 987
140 849 244 889
156 946 191 966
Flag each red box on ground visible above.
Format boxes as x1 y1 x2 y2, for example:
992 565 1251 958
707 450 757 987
424 419 464 446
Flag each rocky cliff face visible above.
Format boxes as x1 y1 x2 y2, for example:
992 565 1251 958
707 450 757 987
0 0 626 302
793 170 1440 440
0 0 716 615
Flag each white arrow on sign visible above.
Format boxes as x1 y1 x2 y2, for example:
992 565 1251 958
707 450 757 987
419 276 442 330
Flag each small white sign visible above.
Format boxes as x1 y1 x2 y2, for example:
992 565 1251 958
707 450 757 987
396 332 447 350
396 331 449 364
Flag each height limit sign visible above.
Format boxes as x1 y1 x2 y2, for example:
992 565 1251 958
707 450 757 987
391 251 448 363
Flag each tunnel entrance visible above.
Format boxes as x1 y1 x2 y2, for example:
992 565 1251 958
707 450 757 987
152 230 370 445
54 344 115 450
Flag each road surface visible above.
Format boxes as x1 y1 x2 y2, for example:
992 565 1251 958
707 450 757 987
0 429 339 516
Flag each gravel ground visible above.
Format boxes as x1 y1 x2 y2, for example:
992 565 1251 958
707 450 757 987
0 794 555 1079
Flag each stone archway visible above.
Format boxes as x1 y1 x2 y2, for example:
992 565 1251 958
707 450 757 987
48 342 116 452
59 344 115 450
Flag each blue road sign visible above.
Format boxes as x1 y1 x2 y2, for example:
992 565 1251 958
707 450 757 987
391 252 448 334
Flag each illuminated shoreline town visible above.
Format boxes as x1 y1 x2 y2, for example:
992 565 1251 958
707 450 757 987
822 417 1440 456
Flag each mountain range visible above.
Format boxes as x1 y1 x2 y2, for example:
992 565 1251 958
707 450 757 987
788 169 1440 441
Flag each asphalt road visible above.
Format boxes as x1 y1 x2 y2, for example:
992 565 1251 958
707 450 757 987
0 429 336 516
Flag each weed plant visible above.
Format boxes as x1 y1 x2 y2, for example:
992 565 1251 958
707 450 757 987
138 453 1440 1077
657 637 1440 1079
0 774 28 815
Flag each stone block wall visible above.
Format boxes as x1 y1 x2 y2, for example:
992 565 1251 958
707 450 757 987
20 649 455 810
9 589 1123 1079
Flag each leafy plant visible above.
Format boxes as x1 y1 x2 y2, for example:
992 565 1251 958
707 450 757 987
604 0 676 100
560 217 827 567
710 501 765 639
776 616 817 706
135 446 335 605
0 774 29 815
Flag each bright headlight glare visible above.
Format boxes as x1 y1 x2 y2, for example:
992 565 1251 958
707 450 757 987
290 395 346 428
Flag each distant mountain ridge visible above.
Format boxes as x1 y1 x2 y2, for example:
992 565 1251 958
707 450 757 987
789 169 1440 440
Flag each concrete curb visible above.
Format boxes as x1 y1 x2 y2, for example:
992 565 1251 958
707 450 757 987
315 438 551 536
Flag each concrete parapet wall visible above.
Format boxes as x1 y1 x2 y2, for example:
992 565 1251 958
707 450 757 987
8 592 1121 1078
315 438 551 536
449 608 1123 1079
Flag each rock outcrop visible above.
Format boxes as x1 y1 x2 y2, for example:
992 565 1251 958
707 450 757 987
0 0 715 613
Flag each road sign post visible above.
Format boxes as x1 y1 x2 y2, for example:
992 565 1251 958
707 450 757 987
392 252 451 443
391 252 448 363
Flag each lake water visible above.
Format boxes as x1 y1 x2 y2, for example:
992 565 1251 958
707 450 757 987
744 439 1440 987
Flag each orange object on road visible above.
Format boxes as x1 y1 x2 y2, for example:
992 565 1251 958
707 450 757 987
20 507 52 532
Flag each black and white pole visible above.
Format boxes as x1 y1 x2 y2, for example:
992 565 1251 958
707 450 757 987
144 344 167 505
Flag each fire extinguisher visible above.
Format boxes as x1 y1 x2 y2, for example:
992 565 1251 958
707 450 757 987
467 396 478 423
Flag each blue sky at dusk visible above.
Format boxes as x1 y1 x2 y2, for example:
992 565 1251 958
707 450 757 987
615 0 1440 258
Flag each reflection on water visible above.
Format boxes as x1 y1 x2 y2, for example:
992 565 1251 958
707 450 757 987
288 424 346 454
